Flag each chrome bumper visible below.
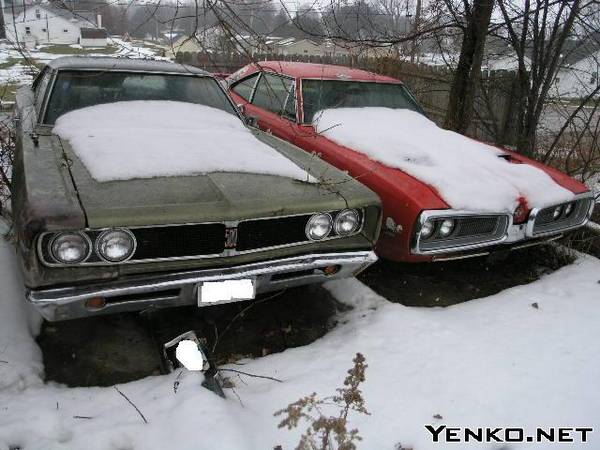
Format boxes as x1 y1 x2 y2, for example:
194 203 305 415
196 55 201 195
27 251 377 321
431 234 563 261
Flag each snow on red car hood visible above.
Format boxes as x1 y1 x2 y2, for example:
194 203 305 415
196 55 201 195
314 107 574 213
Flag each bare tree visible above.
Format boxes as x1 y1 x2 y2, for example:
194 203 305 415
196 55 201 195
443 0 495 134
497 0 584 156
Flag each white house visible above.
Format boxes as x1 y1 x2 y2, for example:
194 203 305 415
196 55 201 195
4 3 107 48
553 50 600 99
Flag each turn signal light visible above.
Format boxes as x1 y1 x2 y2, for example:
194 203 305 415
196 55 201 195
322 265 341 276
85 296 106 310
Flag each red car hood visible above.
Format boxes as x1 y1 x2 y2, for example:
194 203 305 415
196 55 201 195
500 149 589 195
320 134 588 213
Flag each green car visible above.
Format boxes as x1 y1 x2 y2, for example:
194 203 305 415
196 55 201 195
10 57 381 322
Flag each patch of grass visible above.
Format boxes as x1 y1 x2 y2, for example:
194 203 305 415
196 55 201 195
0 58 25 69
38 44 118 55
0 56 45 72
0 83 21 102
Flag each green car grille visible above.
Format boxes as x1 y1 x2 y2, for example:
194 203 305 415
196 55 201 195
39 214 316 265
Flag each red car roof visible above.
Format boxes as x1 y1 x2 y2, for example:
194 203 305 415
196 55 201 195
253 61 403 83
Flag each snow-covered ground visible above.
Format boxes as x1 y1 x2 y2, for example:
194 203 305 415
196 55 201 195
1 228 599 449
0 38 166 86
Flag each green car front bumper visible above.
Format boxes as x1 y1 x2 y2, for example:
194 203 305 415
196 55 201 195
27 250 377 321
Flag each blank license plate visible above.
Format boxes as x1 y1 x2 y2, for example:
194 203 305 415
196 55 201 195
199 279 255 304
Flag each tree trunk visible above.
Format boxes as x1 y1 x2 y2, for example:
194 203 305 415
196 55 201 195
0 0 6 40
444 0 495 134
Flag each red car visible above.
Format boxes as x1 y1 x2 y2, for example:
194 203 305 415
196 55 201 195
227 62 595 262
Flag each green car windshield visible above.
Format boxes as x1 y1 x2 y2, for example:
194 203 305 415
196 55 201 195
301 79 423 123
44 70 237 125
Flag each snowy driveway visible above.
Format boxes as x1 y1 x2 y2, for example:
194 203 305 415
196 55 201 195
1 234 599 449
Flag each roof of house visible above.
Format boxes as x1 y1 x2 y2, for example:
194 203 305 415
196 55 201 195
5 3 99 27
47 56 210 76
561 33 600 67
80 28 108 39
253 61 403 83
34 3 98 27
275 38 321 48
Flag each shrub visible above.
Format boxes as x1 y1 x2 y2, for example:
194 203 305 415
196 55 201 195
274 353 370 450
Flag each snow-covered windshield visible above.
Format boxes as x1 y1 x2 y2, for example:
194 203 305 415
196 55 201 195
301 80 422 123
44 70 237 124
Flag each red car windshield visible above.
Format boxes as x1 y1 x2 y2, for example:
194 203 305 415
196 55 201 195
301 79 423 123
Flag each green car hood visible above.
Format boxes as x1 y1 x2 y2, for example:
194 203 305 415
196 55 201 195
59 129 378 228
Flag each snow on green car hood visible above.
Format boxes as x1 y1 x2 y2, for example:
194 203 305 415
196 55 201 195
53 100 315 183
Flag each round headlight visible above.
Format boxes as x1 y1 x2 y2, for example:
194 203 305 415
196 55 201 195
96 229 136 262
50 232 90 264
553 205 563 220
420 220 434 239
306 213 333 241
439 219 455 237
564 203 574 217
334 209 360 236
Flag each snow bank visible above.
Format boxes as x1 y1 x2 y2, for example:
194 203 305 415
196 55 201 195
54 101 314 182
0 231 43 392
1 240 599 448
314 108 574 212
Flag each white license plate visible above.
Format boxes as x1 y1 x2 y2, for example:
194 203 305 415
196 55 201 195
198 279 255 304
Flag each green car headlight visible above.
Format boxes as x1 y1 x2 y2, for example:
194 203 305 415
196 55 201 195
96 228 136 262
334 209 361 236
306 213 333 241
50 232 91 264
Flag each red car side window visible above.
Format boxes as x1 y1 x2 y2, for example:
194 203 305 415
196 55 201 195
252 74 294 117
231 74 260 102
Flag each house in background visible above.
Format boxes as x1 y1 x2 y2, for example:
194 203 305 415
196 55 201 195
552 36 600 99
166 25 234 57
4 3 107 48
273 38 324 57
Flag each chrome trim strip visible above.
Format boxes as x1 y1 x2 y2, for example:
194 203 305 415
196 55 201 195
430 234 563 262
28 250 377 321
432 252 491 262
511 234 563 249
